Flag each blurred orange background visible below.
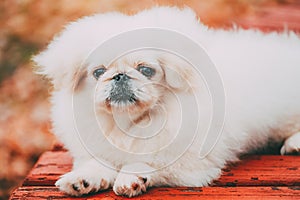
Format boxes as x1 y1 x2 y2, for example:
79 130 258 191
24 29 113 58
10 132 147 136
0 0 299 199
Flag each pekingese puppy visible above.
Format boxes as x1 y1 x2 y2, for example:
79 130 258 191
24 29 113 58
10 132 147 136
33 7 300 197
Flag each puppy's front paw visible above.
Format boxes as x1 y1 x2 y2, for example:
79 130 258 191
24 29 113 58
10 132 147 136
281 132 300 155
113 173 150 197
55 170 111 196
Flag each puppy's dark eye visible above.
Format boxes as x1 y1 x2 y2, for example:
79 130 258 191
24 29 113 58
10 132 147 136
137 65 155 78
93 67 106 79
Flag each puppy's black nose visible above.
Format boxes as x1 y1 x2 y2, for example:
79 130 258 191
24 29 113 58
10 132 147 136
113 73 130 82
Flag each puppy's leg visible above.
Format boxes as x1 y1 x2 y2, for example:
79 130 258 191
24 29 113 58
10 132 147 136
113 163 154 197
56 159 117 196
280 132 300 155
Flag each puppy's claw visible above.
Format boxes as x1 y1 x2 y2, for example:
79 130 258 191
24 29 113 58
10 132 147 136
131 182 139 190
72 183 80 192
140 177 147 183
82 180 90 188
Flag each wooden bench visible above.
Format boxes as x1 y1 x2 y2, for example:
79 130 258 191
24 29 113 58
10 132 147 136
10 146 300 199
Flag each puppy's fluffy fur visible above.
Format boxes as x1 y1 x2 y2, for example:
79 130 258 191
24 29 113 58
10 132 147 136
33 7 300 197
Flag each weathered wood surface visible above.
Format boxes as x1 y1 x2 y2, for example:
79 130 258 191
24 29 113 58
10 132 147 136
10 186 300 200
10 150 300 199
22 151 300 187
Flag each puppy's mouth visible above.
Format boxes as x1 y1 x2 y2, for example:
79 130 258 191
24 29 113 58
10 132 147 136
106 92 138 105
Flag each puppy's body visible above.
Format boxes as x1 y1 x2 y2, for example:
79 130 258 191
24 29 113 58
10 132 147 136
34 7 300 197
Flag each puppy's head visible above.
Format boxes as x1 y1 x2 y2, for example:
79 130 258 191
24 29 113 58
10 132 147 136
34 43 194 115
87 50 194 114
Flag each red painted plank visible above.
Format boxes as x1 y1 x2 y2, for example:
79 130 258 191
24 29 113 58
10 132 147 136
22 151 72 186
22 151 300 187
215 155 300 186
10 186 300 200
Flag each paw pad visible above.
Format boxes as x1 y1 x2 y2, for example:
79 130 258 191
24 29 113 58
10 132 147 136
72 184 80 192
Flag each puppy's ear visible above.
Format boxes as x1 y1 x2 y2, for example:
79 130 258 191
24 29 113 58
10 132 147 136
33 54 86 93
159 55 195 91
32 50 64 89
32 23 89 91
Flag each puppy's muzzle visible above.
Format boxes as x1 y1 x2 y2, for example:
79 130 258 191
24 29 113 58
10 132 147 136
109 73 137 104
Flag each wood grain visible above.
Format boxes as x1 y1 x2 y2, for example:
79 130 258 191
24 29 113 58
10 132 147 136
22 151 300 188
10 186 300 200
14 151 300 199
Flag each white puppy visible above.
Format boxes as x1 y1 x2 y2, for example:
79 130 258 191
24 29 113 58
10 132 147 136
33 7 300 197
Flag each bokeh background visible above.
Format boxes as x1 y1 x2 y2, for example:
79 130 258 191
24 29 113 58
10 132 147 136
0 0 299 199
